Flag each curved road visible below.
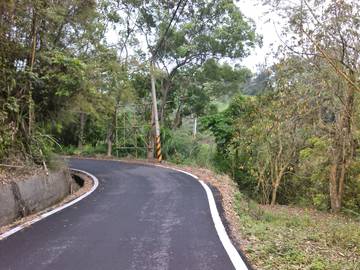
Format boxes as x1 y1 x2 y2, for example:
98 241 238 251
0 159 242 270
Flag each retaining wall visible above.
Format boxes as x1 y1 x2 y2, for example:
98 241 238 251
0 169 79 227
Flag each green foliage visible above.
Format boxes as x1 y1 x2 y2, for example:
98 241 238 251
204 54 360 213
80 144 108 156
61 144 107 156
0 0 104 165
201 112 233 152
34 51 87 122
343 162 360 216
162 127 199 164
0 0 259 168
138 0 259 61
0 110 12 159
28 130 57 163
124 0 257 126
203 95 273 200
40 52 85 97
193 143 217 169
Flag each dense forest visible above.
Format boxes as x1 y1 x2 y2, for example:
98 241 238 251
1 0 359 217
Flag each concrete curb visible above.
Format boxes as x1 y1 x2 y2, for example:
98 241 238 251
0 169 74 227
0 169 98 240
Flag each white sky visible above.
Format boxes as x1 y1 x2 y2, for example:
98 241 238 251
236 0 281 72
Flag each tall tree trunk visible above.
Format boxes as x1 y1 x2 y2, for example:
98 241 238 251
159 80 171 124
328 71 355 213
270 135 285 206
271 169 285 206
173 103 182 128
107 120 113 157
147 136 154 159
147 102 155 159
329 163 342 212
28 6 37 136
257 165 270 205
106 103 118 157
329 143 347 213
270 183 278 206
107 131 112 157
147 130 155 159
78 112 86 149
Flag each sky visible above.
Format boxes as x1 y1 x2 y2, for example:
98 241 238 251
235 0 281 72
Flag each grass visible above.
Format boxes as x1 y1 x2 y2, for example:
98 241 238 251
234 192 360 270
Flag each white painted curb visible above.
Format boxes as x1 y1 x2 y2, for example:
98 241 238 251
0 169 99 240
155 165 249 270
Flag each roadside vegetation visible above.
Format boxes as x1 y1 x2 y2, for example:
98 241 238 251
1 0 360 269
235 193 360 270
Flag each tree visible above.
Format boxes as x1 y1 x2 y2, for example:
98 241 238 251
164 59 251 128
0 0 105 163
264 0 360 212
117 0 258 124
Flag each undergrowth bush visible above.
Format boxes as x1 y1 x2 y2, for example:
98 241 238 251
161 127 216 168
61 144 107 156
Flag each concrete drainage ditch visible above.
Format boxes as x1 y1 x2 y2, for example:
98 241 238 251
0 169 85 227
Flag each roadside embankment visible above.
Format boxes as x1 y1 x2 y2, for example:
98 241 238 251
0 169 82 227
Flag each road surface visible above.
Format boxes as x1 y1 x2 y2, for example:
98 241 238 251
0 158 242 270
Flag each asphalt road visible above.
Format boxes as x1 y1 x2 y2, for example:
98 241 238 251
0 158 238 270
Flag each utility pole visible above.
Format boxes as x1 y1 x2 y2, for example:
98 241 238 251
115 101 119 157
147 0 186 162
150 60 162 162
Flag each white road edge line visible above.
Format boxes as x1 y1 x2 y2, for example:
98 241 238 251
0 168 99 240
155 165 248 270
